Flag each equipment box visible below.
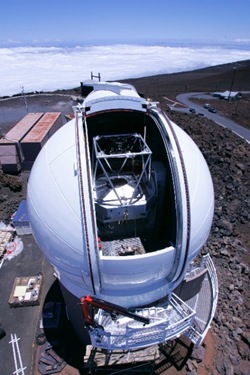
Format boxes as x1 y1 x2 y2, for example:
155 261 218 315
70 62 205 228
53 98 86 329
8 275 43 307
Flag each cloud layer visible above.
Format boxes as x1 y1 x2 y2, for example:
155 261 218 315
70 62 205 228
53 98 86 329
0 44 249 96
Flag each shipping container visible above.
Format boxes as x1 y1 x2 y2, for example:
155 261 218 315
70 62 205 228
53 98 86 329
1 163 22 173
0 112 44 144
0 155 20 164
21 112 63 161
0 113 43 172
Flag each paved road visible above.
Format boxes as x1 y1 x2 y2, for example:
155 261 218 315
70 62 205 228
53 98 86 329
0 235 55 375
174 93 250 142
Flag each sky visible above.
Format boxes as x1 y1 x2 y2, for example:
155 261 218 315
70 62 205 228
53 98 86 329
1 0 250 46
0 0 250 96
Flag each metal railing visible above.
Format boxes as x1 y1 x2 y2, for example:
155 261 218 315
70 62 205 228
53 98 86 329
88 254 218 350
88 294 195 351
185 254 219 346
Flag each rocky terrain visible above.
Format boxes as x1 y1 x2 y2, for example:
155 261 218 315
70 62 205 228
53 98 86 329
0 60 249 374
167 110 250 375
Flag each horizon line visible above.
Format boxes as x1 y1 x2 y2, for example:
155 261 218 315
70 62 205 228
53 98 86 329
1 38 250 49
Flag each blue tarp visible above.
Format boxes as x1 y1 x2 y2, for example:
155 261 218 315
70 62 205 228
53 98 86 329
12 200 30 227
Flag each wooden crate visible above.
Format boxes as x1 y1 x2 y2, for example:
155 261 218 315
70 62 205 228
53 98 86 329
0 230 14 260
8 275 43 307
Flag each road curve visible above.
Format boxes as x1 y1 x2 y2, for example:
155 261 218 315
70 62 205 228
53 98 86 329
175 93 250 143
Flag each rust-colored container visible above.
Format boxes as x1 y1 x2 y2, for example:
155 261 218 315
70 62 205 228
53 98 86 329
0 113 43 172
21 112 63 161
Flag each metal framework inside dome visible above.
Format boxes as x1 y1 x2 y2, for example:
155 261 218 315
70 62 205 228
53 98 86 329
92 133 152 207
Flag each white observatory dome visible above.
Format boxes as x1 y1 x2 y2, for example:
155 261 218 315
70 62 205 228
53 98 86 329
27 82 214 311
27 82 219 350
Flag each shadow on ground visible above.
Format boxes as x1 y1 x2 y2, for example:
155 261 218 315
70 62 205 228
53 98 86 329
35 279 86 374
35 280 194 374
